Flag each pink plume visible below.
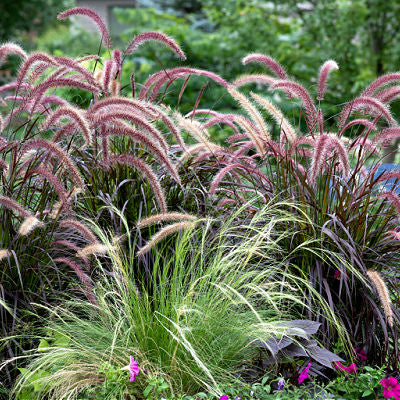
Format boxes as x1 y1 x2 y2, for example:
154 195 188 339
54 56 97 85
362 72 400 97
24 167 71 211
374 128 400 146
242 53 287 79
102 59 116 94
310 135 349 184
317 60 338 100
125 31 186 60
209 163 272 195
41 106 92 146
88 110 168 152
378 191 400 214
269 80 317 128
58 7 111 49
376 86 400 104
0 42 27 65
17 52 57 85
112 49 122 76
106 154 167 212
233 74 277 88
101 121 180 182
0 195 31 217
338 96 394 128
339 119 376 136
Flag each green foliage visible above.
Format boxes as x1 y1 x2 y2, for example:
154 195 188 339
7 203 343 399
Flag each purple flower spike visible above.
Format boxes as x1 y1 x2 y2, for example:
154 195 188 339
298 362 312 384
277 378 285 390
129 356 139 382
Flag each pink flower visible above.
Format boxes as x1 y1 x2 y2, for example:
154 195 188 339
298 362 312 384
333 362 357 374
380 377 400 399
219 396 229 400
129 356 139 382
355 347 367 361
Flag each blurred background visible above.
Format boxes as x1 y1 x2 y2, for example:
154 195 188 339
1 0 400 158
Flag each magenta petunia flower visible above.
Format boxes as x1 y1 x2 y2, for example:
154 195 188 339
380 377 400 399
219 396 229 400
129 356 139 382
355 347 367 361
298 362 312 384
333 361 357 374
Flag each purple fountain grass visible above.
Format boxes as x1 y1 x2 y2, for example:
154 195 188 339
250 91 296 144
373 127 400 146
310 134 349 184
77 243 110 258
0 42 27 65
228 87 271 141
110 80 120 97
269 79 317 129
288 136 316 156
376 171 400 184
59 219 98 243
136 212 196 228
87 97 159 120
29 77 99 113
52 240 90 267
22 139 84 189
204 116 240 135
137 221 195 256
19 216 45 236
112 49 122 77
366 269 394 327
349 137 381 156
54 257 97 304
139 67 229 100
233 74 277 88
53 56 98 86
24 167 71 211
149 104 187 150
0 82 33 95
58 7 112 49
100 121 181 183
102 59 116 94
16 52 58 85
317 60 339 101
125 31 186 60
41 106 92 146
209 163 272 196
0 158 8 175
88 110 169 152
0 195 31 217
378 191 400 215
376 86 400 104
338 96 395 128
242 53 288 79
105 154 167 212
339 119 377 136
51 122 78 143
130 72 135 98
76 55 101 63
361 72 400 97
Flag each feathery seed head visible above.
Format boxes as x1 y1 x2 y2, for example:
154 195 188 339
58 7 112 48
317 60 339 101
125 31 186 60
19 216 44 236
